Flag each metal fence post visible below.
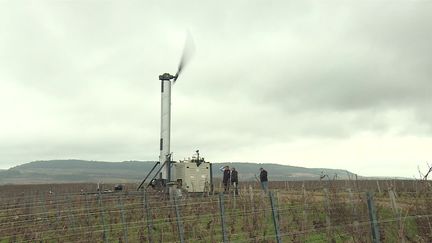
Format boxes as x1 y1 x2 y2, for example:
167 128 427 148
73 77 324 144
55 194 62 238
376 180 382 194
389 189 404 242
347 188 360 234
173 195 185 243
65 195 77 236
118 195 128 243
302 183 308 242
84 194 92 228
323 188 332 240
367 192 381 243
219 193 228 243
98 191 109 243
143 190 154 243
269 191 282 243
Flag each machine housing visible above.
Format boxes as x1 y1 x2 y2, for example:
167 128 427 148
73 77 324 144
172 156 213 193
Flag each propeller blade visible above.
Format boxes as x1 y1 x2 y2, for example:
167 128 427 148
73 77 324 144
174 32 195 82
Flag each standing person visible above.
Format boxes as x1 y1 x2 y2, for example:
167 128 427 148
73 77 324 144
259 167 268 193
231 167 239 195
222 166 231 193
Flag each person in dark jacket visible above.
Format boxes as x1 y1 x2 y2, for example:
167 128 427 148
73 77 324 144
231 168 239 195
222 166 231 193
259 167 268 193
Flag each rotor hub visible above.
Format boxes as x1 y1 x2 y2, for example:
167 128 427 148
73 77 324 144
159 73 176 81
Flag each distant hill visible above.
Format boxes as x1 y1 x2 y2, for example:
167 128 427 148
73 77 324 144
0 160 357 184
213 162 356 181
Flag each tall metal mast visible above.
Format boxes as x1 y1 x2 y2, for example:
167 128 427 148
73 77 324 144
158 73 177 182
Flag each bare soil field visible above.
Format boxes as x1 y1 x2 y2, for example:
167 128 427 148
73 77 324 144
1 180 431 242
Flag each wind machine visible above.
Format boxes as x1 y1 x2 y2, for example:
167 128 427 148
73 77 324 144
137 34 213 194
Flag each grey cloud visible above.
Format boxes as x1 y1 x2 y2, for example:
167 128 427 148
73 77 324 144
0 0 431 176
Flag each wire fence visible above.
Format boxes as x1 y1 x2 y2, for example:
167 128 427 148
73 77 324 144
1 180 432 242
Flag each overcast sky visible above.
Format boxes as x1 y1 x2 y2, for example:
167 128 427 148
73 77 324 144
1 0 431 177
